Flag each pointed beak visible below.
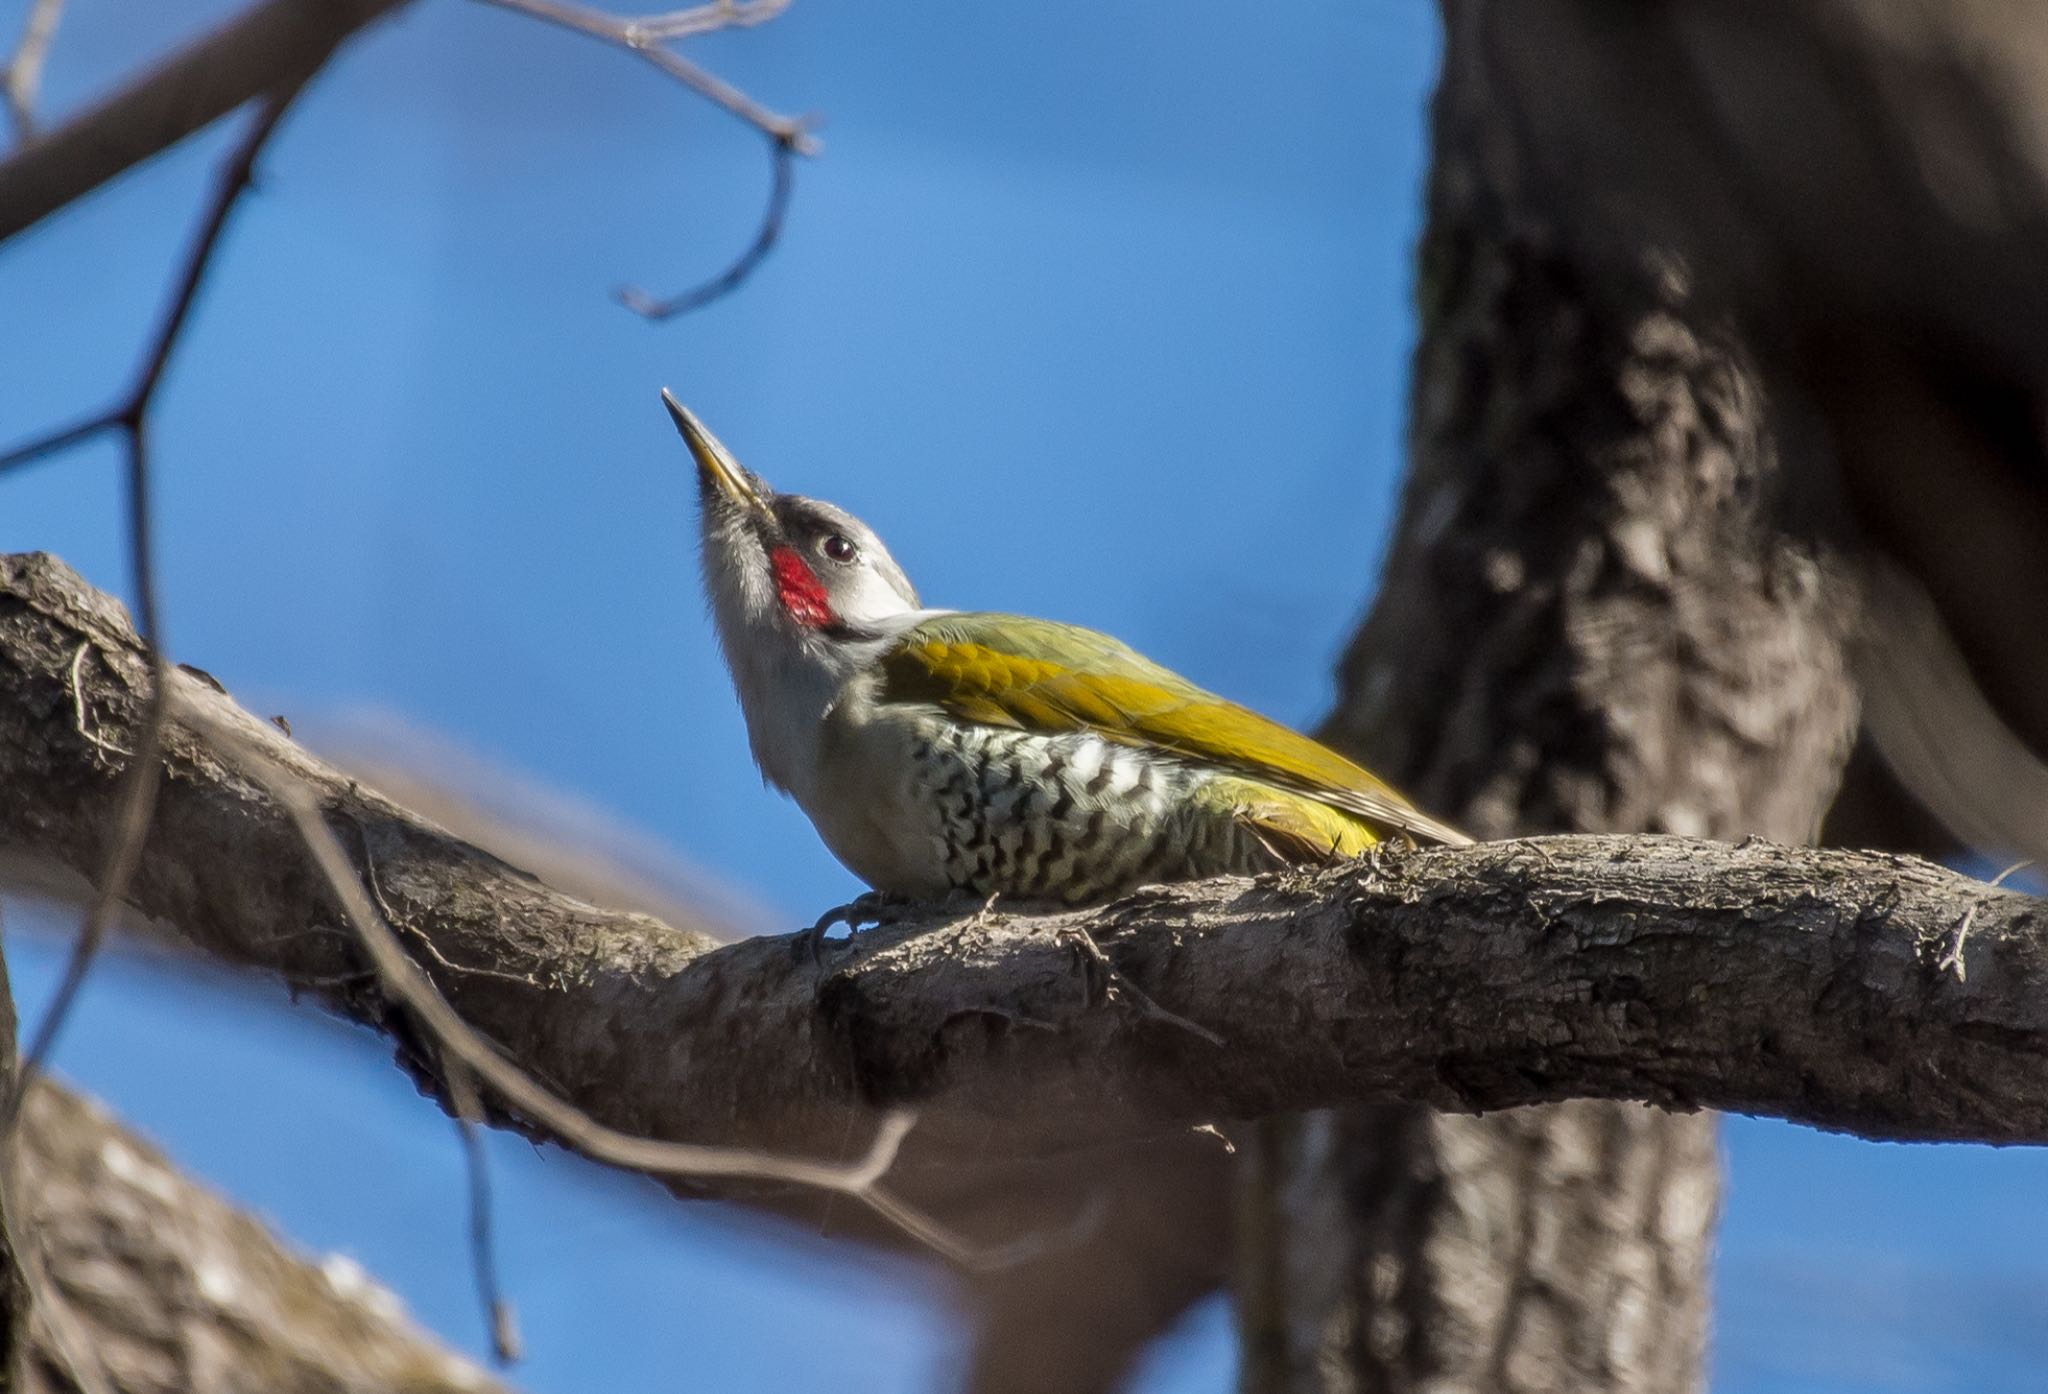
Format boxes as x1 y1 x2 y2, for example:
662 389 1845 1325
662 389 772 522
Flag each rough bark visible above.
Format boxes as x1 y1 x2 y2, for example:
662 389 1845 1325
3 897 492 1393
323 733 1229 1394
1426 0 2048 873
0 917 25 1383
11 550 2045 1185
11 1080 509 1394
1235 3 1874 1389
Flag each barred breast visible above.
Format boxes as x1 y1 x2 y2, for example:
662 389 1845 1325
898 722 1276 904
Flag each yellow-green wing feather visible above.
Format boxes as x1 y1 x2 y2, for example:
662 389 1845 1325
878 613 1470 846
1206 776 1388 861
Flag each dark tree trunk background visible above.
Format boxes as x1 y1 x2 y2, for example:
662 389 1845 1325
1229 1 2048 1389
1235 3 1867 1389
0 937 26 1383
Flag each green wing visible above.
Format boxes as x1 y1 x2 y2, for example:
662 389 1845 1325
877 612 1470 846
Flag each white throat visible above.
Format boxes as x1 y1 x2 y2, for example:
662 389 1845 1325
717 608 952 801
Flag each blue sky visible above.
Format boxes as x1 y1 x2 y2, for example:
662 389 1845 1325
3 1 2046 1389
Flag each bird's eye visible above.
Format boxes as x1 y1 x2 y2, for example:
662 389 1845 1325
820 533 859 564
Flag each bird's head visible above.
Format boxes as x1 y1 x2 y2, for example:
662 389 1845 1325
663 392 926 802
664 392 921 655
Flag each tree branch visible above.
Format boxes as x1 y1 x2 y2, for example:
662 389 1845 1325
472 0 814 151
0 0 407 245
2 552 2045 1207
15 1079 510 1394
468 0 811 319
612 130 795 321
1 0 65 144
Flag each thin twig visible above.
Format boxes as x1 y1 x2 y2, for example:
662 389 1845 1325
1 0 64 143
411 840 522 1365
0 82 302 479
1936 857 2033 982
446 1062 523 1365
1059 925 1226 1048
358 819 538 988
0 410 111 478
0 82 307 476
68 643 132 758
616 129 795 320
471 0 810 318
0 0 404 245
629 0 788 43
474 0 814 150
176 696 1027 1270
3 81 309 1130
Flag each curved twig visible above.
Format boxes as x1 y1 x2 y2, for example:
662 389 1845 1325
617 130 795 320
471 0 810 318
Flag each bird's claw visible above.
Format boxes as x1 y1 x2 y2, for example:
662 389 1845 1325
798 891 907 966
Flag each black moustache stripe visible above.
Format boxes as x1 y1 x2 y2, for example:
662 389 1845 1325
823 620 884 642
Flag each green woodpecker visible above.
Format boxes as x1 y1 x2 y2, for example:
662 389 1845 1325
666 391 1467 911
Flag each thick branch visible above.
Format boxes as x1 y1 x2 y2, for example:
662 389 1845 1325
0 0 407 244
16 1080 508 1394
2 551 2045 1186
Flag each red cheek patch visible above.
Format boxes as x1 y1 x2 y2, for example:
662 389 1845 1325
769 545 836 629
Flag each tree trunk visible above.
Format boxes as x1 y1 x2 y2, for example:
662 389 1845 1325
1236 3 1863 1388
0 939 27 1385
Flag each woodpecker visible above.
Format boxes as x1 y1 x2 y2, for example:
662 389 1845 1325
666 391 1467 913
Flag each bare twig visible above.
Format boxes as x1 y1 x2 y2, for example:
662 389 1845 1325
176 696 1027 1270
358 820 538 988
474 0 814 149
629 0 789 43
0 80 305 477
1 0 64 143
1935 857 2033 981
1059 925 1226 1048
4 81 309 1131
446 1063 522 1365
473 0 810 317
0 0 407 246
616 130 796 320
67 644 131 758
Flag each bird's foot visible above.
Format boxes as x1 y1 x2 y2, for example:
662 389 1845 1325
799 890 912 966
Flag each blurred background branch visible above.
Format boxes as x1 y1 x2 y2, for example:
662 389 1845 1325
1 0 64 142
15 1076 513 1394
0 0 406 242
